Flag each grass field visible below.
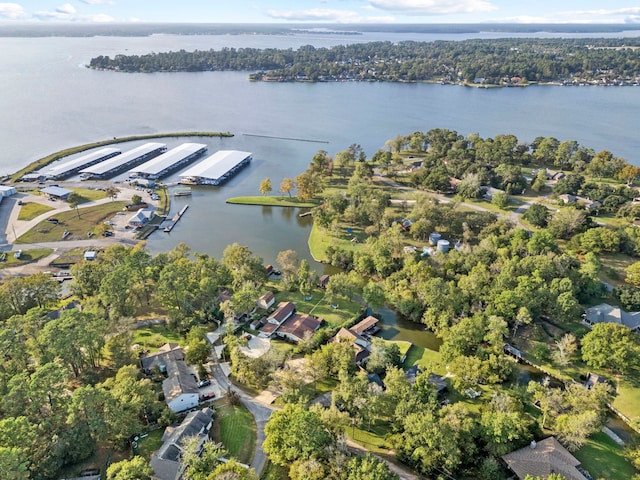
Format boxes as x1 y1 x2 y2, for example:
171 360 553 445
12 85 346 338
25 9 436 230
132 325 184 352
17 202 55 220
212 401 256 465
308 222 366 263
274 288 364 329
0 248 53 268
71 187 108 203
401 344 445 375
227 196 318 208
573 431 637 480
16 201 127 244
133 429 164 460
348 422 393 454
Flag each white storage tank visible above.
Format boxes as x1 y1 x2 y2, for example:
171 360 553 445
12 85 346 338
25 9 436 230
437 239 450 253
429 232 442 245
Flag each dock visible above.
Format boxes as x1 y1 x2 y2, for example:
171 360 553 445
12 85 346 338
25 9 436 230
163 205 189 233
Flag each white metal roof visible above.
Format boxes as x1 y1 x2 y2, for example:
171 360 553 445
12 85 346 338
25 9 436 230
43 147 121 176
179 150 252 181
129 143 207 177
79 142 166 175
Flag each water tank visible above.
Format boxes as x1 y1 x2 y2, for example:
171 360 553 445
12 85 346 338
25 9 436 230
436 239 450 253
429 232 442 245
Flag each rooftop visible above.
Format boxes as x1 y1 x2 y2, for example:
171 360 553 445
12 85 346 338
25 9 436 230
129 143 207 177
502 437 583 480
179 150 252 181
79 142 166 176
42 147 121 177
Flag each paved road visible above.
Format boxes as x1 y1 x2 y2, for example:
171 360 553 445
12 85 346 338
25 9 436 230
208 360 275 476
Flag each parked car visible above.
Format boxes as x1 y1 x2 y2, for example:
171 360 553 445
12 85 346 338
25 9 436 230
102 231 114 237
197 379 211 388
199 392 216 401
47 218 59 224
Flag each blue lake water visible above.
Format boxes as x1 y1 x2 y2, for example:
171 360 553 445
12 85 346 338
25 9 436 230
1 31 639 270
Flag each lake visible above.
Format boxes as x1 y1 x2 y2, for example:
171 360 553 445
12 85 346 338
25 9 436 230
1 29 640 317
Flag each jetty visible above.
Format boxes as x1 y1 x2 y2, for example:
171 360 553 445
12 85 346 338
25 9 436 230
163 205 189 233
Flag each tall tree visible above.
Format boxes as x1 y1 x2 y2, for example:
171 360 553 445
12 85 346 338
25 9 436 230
259 177 272 196
280 177 295 197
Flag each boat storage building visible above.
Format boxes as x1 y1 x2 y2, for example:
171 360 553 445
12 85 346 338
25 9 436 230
179 150 252 185
42 147 122 180
128 143 208 180
79 142 167 179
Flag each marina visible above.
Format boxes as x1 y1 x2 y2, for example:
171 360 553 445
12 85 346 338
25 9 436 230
128 143 208 180
163 204 189 233
79 142 167 179
179 150 251 185
173 187 192 197
40 147 121 180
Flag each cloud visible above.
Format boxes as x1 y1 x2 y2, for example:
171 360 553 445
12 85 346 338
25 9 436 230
35 3 114 22
558 7 640 17
0 2 28 19
266 8 359 22
56 3 76 15
368 0 497 15
80 0 112 4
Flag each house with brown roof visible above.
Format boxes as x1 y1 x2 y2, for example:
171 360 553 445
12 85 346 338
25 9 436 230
257 291 275 310
267 301 295 324
333 316 381 366
318 274 330 288
277 313 322 343
502 437 584 480
349 316 380 336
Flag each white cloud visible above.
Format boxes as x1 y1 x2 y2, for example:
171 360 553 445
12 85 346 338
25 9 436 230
80 0 112 4
0 2 28 19
558 7 640 17
368 0 497 15
266 8 359 22
56 3 76 15
85 13 114 22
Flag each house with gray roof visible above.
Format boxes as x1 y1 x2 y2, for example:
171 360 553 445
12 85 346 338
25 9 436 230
502 437 584 480
141 343 199 413
151 407 214 480
583 303 640 332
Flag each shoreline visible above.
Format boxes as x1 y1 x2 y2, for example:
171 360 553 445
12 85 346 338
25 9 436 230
9 131 234 182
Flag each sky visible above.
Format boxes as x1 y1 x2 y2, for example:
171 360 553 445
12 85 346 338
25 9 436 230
1 1 640 25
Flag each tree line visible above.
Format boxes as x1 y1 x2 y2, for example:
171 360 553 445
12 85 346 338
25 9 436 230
89 38 640 85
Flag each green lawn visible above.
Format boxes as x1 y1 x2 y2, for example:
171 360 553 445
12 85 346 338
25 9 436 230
573 431 637 480
16 201 127 243
599 252 636 287
0 248 53 268
212 401 256 464
17 202 55 220
402 344 446 375
71 187 108 203
132 429 164 460
612 378 640 426
348 421 393 454
308 222 366 263
275 289 364 329
227 196 318 208
260 461 289 480
132 325 184 352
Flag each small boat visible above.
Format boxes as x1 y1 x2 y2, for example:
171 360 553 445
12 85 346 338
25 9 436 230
174 187 192 197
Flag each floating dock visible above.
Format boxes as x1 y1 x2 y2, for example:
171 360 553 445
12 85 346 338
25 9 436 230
178 150 251 186
163 205 189 232
129 143 208 180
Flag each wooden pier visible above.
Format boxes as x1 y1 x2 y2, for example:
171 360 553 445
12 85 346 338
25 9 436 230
163 205 189 233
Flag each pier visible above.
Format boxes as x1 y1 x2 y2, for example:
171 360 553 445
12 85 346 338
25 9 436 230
163 205 189 233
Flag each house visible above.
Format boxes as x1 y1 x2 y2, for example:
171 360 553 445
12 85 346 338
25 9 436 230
150 407 214 480
266 301 295 324
582 303 640 332
257 291 275 310
349 316 380 336
141 343 199 413
318 274 330 289
128 208 153 227
332 316 381 366
259 301 322 343
276 313 322 343
502 437 584 480
545 169 566 181
404 365 448 396
558 194 577 204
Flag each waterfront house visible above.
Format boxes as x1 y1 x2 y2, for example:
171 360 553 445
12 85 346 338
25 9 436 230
582 303 640 332
257 291 275 310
